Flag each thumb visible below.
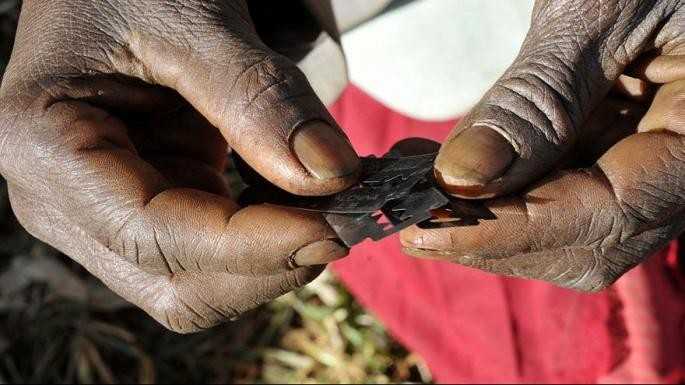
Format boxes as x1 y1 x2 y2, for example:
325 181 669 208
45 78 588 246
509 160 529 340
435 1 663 198
122 12 359 196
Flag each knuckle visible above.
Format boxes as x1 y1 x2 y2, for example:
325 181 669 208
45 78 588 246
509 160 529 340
147 275 248 334
616 190 662 230
149 283 213 334
0 81 103 182
116 214 184 275
472 71 576 167
594 140 685 242
613 162 685 233
497 69 575 143
230 52 313 112
8 3 120 78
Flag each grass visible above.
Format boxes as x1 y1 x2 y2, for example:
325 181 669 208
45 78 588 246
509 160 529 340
0 1 431 383
0 253 431 383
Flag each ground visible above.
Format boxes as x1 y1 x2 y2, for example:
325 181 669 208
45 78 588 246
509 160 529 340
0 1 430 383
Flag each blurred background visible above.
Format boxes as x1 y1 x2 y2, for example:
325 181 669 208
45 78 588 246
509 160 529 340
0 1 433 383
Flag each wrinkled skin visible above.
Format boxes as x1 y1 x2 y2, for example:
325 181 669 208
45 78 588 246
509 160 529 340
0 0 361 333
3 0 685 334
402 0 685 291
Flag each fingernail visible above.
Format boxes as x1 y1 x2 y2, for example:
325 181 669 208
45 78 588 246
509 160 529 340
435 125 515 190
292 239 348 267
292 121 360 179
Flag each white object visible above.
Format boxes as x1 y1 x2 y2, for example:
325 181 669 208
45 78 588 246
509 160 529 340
341 0 535 120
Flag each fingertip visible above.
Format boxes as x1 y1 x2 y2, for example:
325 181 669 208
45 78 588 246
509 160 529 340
247 119 360 197
388 137 441 156
291 120 360 180
227 204 346 274
399 226 422 248
278 169 360 197
399 226 449 252
291 239 349 268
435 125 516 199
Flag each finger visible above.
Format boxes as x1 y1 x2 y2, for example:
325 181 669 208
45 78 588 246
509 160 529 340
387 138 441 156
121 6 360 196
402 131 685 291
7 190 323 333
638 79 685 135
434 2 665 199
627 54 685 84
402 170 618 261
3 100 346 276
145 267 324 333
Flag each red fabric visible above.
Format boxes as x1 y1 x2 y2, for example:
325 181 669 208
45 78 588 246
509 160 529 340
330 85 685 384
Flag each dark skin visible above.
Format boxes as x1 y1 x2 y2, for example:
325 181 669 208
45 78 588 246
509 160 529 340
0 0 684 333
0 0 360 333
401 0 685 291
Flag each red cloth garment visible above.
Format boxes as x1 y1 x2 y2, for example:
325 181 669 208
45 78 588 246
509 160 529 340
330 85 685 384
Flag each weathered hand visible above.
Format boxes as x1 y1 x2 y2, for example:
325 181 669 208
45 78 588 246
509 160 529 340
0 0 359 332
402 0 685 291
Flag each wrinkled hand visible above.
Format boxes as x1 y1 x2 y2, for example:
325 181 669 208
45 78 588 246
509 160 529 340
0 0 359 332
402 0 685 291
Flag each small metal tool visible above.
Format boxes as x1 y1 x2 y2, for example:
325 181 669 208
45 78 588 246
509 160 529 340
274 152 496 247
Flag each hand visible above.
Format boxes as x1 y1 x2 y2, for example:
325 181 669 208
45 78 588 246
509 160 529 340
0 0 359 332
402 0 685 291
